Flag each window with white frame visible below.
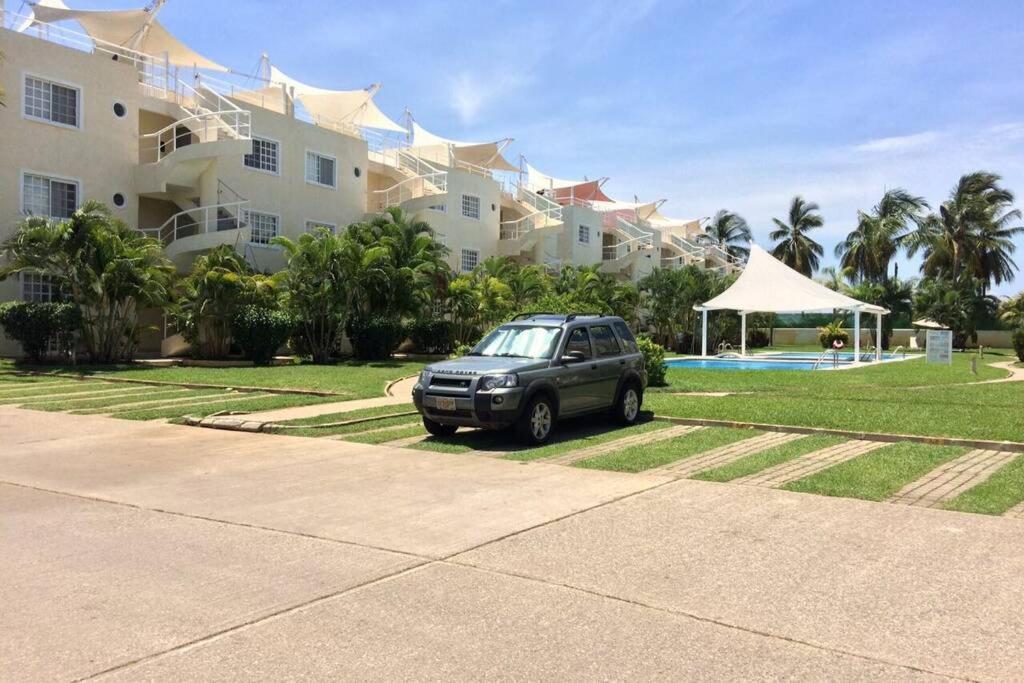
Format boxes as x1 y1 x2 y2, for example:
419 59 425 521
245 211 279 245
461 194 481 220
24 76 80 128
22 173 78 219
244 137 279 174
305 220 337 234
305 151 336 188
578 224 591 244
460 248 480 273
22 273 57 302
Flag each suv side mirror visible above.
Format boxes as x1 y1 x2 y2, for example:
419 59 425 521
560 350 586 364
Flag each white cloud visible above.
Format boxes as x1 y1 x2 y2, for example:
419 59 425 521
853 131 940 153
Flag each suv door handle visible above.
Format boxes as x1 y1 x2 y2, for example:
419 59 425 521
590 363 598 370
619 359 626 365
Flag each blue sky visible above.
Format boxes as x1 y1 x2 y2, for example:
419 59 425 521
71 0 1024 295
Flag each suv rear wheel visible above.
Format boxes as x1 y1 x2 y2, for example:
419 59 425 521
517 394 556 446
422 416 458 437
613 383 642 425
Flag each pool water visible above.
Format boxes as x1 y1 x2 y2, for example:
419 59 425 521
765 352 901 361
666 358 836 371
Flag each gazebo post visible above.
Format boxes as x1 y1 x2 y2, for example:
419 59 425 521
876 313 883 361
740 312 747 356
853 310 861 362
701 309 708 357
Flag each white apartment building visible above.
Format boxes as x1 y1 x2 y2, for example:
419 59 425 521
0 2 739 356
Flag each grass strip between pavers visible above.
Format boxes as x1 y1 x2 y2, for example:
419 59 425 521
273 403 417 427
694 435 847 482
112 393 334 421
70 389 227 414
782 442 968 502
0 383 122 402
344 424 426 445
28 388 197 412
943 455 1024 515
574 427 761 473
281 414 422 439
504 420 673 462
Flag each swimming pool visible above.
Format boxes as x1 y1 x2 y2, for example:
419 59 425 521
763 352 903 361
665 358 840 371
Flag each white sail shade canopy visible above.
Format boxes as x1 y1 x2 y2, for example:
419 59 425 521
25 0 227 71
525 163 612 202
264 65 405 133
409 122 518 172
589 199 664 219
698 244 887 314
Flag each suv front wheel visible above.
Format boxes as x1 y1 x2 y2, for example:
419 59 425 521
613 383 642 425
423 416 458 437
517 394 556 446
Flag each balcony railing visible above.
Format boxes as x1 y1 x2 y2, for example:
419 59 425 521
499 186 563 241
139 201 249 246
373 171 448 211
140 109 252 162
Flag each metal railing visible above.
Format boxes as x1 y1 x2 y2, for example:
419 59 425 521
373 171 448 211
499 186 564 241
669 234 706 260
602 235 652 262
140 201 249 245
139 109 251 162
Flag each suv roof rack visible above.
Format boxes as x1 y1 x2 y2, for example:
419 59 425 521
511 311 561 321
565 312 602 322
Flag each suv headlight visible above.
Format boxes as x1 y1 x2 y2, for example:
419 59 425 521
418 370 433 386
479 373 518 391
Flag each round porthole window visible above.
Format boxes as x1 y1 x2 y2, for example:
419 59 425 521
112 193 126 208
113 102 127 118
491 203 497 212
353 166 362 178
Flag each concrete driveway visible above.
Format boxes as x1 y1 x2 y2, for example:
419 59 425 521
2 406 1022 681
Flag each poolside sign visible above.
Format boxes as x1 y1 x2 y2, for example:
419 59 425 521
926 330 953 365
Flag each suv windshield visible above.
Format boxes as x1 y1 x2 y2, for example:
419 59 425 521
471 325 563 359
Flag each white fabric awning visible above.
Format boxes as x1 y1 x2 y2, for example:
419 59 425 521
698 244 888 315
409 122 518 172
589 199 664 219
268 66 405 132
27 0 227 71
525 163 612 202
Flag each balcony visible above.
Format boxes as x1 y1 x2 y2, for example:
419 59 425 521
139 201 250 266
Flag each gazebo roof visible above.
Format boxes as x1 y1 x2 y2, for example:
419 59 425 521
698 244 888 315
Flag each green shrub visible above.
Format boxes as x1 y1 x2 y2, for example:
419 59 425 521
408 318 455 355
637 334 668 387
0 301 80 362
1013 327 1024 363
746 328 770 348
230 305 293 365
346 314 405 360
818 319 850 349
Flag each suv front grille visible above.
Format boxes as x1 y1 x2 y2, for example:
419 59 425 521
430 377 472 389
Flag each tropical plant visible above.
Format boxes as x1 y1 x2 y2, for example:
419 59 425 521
0 202 174 363
345 313 405 360
835 189 928 283
230 304 293 365
904 172 1023 290
636 334 667 386
847 278 913 349
818 320 850 349
770 196 825 276
704 210 752 260
173 245 275 359
273 228 358 364
999 291 1024 328
816 265 854 292
913 275 998 349
408 317 456 355
0 301 80 362
638 265 724 351
1013 327 1024 363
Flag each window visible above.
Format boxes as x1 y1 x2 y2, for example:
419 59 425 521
613 321 639 354
24 76 79 127
564 328 592 358
473 325 563 359
460 248 479 273
112 193 126 208
245 211 279 245
461 194 481 220
22 173 78 219
22 273 57 303
578 224 591 244
305 151 336 188
305 220 337 234
244 137 279 174
591 325 621 357
112 102 127 118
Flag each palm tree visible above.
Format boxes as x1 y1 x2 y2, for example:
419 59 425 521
505 264 549 311
0 201 174 363
835 189 928 282
999 291 1024 328
815 265 854 292
905 172 1023 289
770 196 825 276
704 210 752 260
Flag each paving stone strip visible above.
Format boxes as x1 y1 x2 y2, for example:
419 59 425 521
379 433 431 448
654 431 806 477
887 449 1020 508
323 422 420 440
733 439 887 488
5 385 144 405
85 392 270 416
539 425 704 467
0 381 86 394
13 387 157 406
1003 500 1024 519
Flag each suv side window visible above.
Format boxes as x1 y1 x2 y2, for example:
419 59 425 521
591 325 621 357
564 327 592 358
613 321 639 354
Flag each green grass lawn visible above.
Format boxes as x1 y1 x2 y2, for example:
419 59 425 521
344 424 426 445
113 393 337 421
943 455 1024 515
28 387 194 411
574 426 759 473
648 350 1024 442
782 442 967 501
279 413 422 439
693 434 847 482
0 359 422 398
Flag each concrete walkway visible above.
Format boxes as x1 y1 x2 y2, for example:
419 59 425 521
888 449 1020 508
3 406 1024 680
655 431 806 477
734 439 887 487
1004 500 1024 519
540 424 703 466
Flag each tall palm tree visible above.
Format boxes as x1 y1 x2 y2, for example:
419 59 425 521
770 196 825 276
505 264 549 311
835 189 928 283
704 210 752 260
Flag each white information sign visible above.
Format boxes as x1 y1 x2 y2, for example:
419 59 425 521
926 329 953 365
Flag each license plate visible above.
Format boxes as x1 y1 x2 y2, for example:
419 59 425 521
434 397 457 411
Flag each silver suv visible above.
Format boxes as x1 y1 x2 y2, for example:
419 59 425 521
413 314 647 445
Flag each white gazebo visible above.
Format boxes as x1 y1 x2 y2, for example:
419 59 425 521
695 244 889 361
